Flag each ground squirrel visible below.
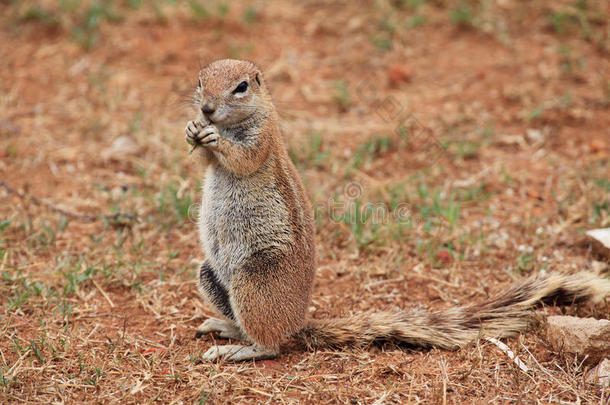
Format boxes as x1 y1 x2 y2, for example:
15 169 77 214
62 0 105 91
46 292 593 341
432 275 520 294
185 59 610 362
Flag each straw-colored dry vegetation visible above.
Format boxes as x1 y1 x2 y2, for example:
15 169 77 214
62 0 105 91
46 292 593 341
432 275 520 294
1 0 609 403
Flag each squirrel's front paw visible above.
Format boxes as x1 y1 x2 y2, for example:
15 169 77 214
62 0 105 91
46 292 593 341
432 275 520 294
185 120 220 149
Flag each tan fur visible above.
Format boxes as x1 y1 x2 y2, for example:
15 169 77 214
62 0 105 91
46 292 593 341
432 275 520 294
296 272 610 349
189 59 314 360
188 59 610 361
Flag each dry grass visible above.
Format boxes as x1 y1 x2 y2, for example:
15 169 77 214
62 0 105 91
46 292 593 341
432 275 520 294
1 0 609 403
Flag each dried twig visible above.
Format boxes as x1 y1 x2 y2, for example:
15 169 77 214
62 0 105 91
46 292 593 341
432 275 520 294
1 180 138 224
486 338 529 373
92 279 115 308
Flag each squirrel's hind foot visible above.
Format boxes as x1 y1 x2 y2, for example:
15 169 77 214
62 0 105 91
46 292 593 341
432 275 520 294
195 318 244 340
201 344 278 362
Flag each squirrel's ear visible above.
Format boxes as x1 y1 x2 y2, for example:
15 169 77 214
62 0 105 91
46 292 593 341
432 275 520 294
255 72 261 86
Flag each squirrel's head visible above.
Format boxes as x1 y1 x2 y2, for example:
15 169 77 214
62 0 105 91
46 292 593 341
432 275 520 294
194 59 270 127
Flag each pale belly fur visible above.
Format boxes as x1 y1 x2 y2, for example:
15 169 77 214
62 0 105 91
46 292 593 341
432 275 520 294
198 163 292 289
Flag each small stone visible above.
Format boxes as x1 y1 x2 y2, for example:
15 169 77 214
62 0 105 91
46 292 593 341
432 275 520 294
387 64 412 86
546 316 610 363
586 228 610 260
102 135 140 160
585 358 610 387
435 250 452 264
525 128 544 144
589 139 608 153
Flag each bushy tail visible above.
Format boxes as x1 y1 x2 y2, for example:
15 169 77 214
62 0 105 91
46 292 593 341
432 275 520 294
296 272 610 350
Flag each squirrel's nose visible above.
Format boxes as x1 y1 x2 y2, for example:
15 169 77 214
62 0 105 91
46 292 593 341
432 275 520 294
201 103 216 115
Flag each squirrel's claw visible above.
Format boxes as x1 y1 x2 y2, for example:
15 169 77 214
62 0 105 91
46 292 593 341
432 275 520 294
185 120 219 152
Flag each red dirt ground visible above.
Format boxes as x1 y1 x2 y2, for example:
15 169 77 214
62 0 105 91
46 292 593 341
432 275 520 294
1 0 609 403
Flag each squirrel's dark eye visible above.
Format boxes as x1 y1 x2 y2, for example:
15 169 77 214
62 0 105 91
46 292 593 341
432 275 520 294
233 81 248 94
